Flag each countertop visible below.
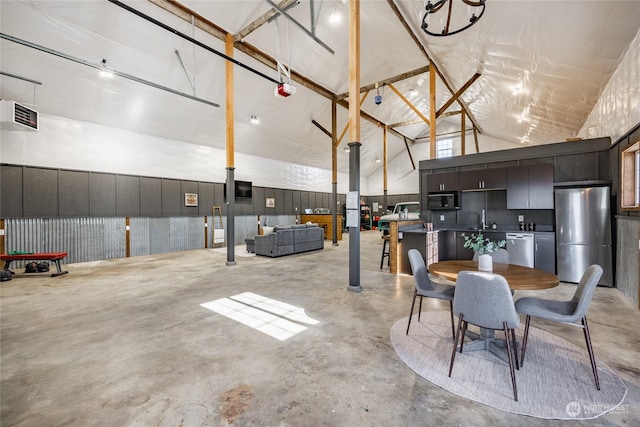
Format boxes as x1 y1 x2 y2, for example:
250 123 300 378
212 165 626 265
435 226 554 234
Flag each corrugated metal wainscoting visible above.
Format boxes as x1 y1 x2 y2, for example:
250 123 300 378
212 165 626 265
129 217 204 256
4 218 126 267
3 215 302 267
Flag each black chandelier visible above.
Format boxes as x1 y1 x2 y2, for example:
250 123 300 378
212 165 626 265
421 0 486 37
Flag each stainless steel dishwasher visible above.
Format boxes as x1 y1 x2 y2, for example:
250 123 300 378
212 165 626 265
506 233 535 268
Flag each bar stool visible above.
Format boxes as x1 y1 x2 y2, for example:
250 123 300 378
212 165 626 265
380 235 390 269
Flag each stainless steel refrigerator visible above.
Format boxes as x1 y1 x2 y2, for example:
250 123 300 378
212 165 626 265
555 186 613 286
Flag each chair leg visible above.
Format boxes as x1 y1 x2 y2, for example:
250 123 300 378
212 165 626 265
510 327 519 371
448 314 465 377
449 300 455 340
503 322 518 401
405 290 418 335
380 238 389 269
520 315 531 367
418 296 424 322
582 316 601 390
459 321 468 353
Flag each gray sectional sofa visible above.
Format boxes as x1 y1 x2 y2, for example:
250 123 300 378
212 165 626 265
254 224 324 257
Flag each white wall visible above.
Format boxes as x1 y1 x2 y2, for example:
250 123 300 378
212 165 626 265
579 28 640 141
0 114 355 194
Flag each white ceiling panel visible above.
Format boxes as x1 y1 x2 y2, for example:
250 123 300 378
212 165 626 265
2 0 639 180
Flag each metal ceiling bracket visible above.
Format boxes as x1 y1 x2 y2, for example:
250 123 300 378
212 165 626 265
264 0 335 54
174 50 195 95
0 33 220 108
108 0 281 85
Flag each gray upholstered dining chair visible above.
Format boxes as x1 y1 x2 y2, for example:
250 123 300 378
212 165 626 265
472 248 509 264
406 249 456 338
448 270 520 401
515 264 603 390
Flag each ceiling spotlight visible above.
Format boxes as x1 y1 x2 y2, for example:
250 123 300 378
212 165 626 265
409 88 418 97
375 156 381 163
344 146 350 153
416 77 425 87
250 115 260 125
421 0 486 37
100 58 114 78
329 8 341 23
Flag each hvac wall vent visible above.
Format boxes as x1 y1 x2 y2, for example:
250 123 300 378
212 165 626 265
1 100 39 131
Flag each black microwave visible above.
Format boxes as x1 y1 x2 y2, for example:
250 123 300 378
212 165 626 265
427 193 460 210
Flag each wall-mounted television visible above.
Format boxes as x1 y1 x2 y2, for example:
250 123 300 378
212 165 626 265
224 180 253 201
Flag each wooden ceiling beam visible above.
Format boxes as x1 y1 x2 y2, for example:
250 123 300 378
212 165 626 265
389 118 423 128
436 73 481 117
149 0 413 143
404 135 416 170
311 119 332 138
388 83 430 126
385 0 482 134
234 0 299 42
233 42 335 99
148 0 227 40
336 98 412 143
389 112 460 129
336 65 430 101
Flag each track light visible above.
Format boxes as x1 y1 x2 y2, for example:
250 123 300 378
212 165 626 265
100 58 114 78
250 115 260 125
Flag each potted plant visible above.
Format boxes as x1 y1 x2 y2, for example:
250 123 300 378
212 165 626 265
462 232 506 272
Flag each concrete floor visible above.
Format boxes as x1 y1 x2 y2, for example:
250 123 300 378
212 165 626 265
1 230 639 426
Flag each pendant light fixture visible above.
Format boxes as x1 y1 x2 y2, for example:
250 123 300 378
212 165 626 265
421 0 486 37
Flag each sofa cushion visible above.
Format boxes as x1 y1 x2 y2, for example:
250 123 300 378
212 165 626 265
262 226 274 235
294 226 324 253
273 225 291 231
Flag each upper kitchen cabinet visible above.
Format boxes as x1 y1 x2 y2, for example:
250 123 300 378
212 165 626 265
507 164 554 209
427 171 460 192
459 168 506 191
554 151 609 183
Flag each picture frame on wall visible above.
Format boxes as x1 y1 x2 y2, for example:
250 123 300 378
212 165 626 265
185 193 198 207
266 197 275 208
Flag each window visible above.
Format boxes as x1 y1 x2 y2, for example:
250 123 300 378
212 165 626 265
621 140 640 210
436 137 453 158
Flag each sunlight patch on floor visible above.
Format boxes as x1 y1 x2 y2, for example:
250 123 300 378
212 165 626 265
201 292 319 341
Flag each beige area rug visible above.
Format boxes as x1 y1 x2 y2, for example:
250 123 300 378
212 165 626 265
391 311 627 420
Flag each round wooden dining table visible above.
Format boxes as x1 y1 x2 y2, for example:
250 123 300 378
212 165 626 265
428 260 559 291
428 260 560 362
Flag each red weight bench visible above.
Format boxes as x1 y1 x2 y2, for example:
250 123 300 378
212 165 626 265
1 252 69 277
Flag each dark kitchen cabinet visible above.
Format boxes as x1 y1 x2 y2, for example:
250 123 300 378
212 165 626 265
534 232 556 274
456 232 474 260
506 164 553 209
460 168 506 191
438 230 458 260
427 171 460 192
528 164 554 208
